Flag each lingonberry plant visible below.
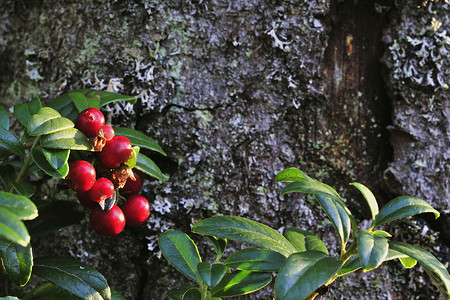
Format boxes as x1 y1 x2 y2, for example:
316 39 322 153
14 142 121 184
0 89 167 299
159 168 450 300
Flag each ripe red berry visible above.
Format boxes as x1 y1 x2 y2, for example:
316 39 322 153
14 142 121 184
76 108 105 138
121 194 150 226
121 169 143 195
76 190 98 208
98 125 115 141
88 178 115 203
90 205 125 236
66 160 96 192
98 136 132 168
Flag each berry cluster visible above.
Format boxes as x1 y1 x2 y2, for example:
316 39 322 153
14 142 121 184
66 108 150 236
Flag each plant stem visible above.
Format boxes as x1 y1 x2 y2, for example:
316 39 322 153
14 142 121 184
8 136 40 193
200 282 208 300
340 241 357 263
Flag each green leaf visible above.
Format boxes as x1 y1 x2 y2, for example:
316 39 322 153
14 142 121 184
0 297 21 300
26 201 85 237
135 153 168 182
0 127 25 157
275 167 309 182
0 104 9 129
224 248 286 272
197 262 227 287
31 147 69 178
372 196 440 228
167 287 198 300
0 239 33 286
357 230 388 272
33 256 111 300
27 107 74 136
350 182 379 220
23 283 81 300
159 230 202 283
69 92 89 112
124 146 139 169
211 270 272 297
48 93 78 121
114 127 167 156
284 228 328 255
14 96 42 126
281 180 340 200
0 191 38 220
0 164 15 190
182 288 202 300
372 230 391 238
111 289 127 300
41 148 70 170
389 241 450 298
95 90 137 107
399 256 417 268
40 128 92 151
11 182 35 198
192 216 296 257
0 207 30 247
275 251 342 300
207 236 227 262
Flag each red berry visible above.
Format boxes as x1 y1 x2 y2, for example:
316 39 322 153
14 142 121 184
98 125 115 141
76 190 98 208
90 205 125 236
98 136 132 168
88 178 115 203
67 160 96 192
121 194 150 226
76 108 105 138
121 169 143 195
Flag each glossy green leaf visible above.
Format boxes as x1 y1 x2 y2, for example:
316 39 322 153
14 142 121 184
40 128 92 151
0 164 15 190
41 148 70 170
275 251 342 300
14 96 42 126
48 93 78 121
399 256 417 268
0 191 38 220
26 201 85 237
11 182 35 198
33 256 111 300
0 239 33 286
167 286 198 300
389 241 450 298
68 92 89 112
31 147 69 178
281 180 340 200
27 107 74 136
211 270 272 297
372 230 391 237
135 153 168 182
0 104 9 129
192 216 296 257
0 207 30 247
0 127 25 157
224 248 286 272
95 90 137 106
358 230 388 272
182 288 202 300
207 236 227 261
284 228 328 255
23 283 81 300
350 182 379 220
159 230 202 283
197 262 227 287
124 146 139 169
275 167 309 182
114 127 166 156
372 196 440 228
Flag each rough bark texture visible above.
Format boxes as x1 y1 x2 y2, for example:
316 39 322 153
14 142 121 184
0 0 448 299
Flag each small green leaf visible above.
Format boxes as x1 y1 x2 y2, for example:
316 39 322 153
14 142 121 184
23 283 81 300
372 196 440 228
0 104 9 129
358 230 389 272
399 256 417 268
69 92 89 112
182 288 202 300
224 248 286 272
31 147 69 178
0 127 25 157
275 167 309 182
275 251 342 300
135 153 168 182
372 230 392 237
0 239 33 286
207 236 227 262
27 107 74 136
0 191 38 220
14 96 42 126
284 228 328 255
11 182 35 198
40 128 92 151
41 148 70 170
33 256 111 300
96 90 137 106
159 230 202 283
197 262 227 287
350 182 379 220
124 146 139 169
211 270 272 297
192 216 296 257
167 287 198 300
114 127 167 156
0 207 30 247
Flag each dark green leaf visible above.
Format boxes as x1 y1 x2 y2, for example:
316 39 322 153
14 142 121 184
284 228 328 255
275 251 342 300
0 207 30 247
211 270 272 297
182 288 202 300
27 107 74 136
350 182 379 220
0 104 9 129
23 283 81 300
114 127 167 156
159 230 202 283
41 148 70 170
0 239 33 286
26 201 84 237
207 236 227 262
48 93 78 120
372 196 440 228
96 90 137 106
167 286 198 300
14 96 42 126
224 248 286 272
135 153 168 182
0 164 15 190
31 147 69 178
40 128 92 151
11 182 35 198
0 127 25 157
399 256 417 268
192 216 296 257
0 191 38 220
197 262 227 287
33 256 111 300
69 92 89 112
275 167 309 182
357 230 388 272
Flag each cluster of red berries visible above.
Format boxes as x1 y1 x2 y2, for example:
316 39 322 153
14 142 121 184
66 108 150 236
